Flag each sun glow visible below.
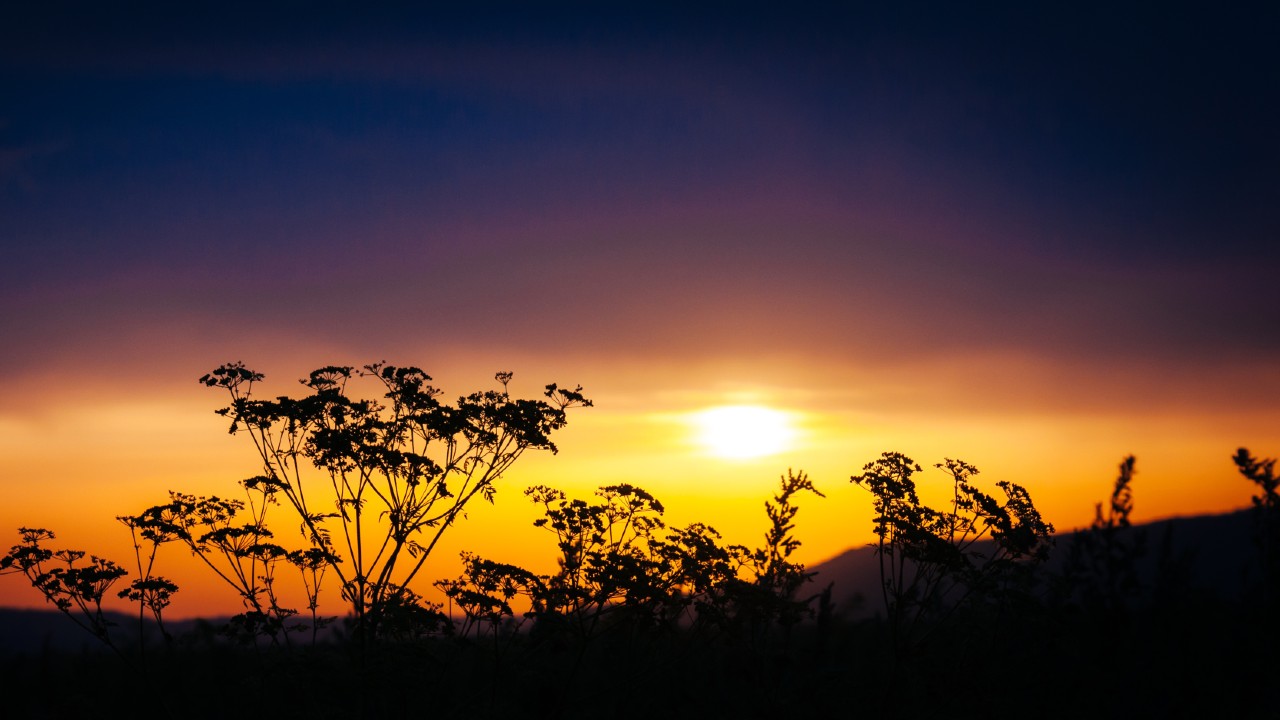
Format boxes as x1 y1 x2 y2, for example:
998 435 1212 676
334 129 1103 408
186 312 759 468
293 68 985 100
692 404 796 459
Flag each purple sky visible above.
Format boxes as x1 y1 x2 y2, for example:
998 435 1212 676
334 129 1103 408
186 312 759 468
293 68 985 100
2 2 1277 413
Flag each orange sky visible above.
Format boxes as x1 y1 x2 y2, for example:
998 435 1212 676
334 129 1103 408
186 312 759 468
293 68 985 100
2 352 1274 618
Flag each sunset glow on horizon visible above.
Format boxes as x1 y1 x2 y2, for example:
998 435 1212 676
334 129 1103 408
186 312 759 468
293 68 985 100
691 404 799 459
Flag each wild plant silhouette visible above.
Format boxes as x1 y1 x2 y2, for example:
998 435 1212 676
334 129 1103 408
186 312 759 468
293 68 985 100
1235 447 1280 607
191 362 590 649
1055 455 1148 620
851 453 1054 659
0 528 126 655
2 365 1277 717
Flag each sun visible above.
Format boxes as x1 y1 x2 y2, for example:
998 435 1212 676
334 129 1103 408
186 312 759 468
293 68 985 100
692 405 796 459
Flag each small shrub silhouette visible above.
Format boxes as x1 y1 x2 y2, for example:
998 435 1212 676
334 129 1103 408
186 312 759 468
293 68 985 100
1056 455 1148 618
435 471 825 654
1234 447 1280 606
121 488 307 646
437 551 542 646
524 483 683 640
117 512 181 649
0 528 127 654
717 469 826 640
851 452 1054 657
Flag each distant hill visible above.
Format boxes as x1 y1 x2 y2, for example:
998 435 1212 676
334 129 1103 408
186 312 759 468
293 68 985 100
0 608 126 657
807 508 1262 619
0 609 227 658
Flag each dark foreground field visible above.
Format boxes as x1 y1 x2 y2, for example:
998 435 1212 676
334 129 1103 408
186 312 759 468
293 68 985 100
1 602 1275 719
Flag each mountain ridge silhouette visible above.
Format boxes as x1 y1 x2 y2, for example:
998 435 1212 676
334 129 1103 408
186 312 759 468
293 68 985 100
808 507 1260 618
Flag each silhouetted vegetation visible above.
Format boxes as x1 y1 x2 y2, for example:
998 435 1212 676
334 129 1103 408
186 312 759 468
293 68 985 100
2 363 1278 716
1235 447 1280 607
1055 455 1147 620
0 528 126 656
851 453 1053 660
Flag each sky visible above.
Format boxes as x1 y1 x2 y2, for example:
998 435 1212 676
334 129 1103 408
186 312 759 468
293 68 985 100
1 2 1278 618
